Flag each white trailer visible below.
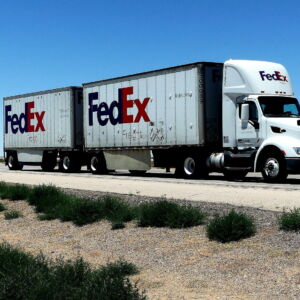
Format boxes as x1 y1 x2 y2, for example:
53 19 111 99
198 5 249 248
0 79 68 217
83 62 222 175
4 86 84 171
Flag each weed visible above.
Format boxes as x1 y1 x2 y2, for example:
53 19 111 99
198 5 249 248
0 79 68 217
206 210 256 243
138 200 207 228
0 242 145 300
0 203 6 212
0 182 31 200
279 208 300 231
4 210 22 220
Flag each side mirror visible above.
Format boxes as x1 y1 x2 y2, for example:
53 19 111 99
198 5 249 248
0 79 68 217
241 104 249 128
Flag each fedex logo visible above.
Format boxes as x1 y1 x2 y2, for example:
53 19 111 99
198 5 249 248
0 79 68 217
89 86 151 126
259 71 288 82
5 101 46 134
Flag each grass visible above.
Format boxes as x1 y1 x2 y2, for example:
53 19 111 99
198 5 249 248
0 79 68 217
0 182 207 229
138 200 207 228
0 242 145 300
4 210 22 220
0 202 6 212
0 182 31 200
278 208 300 231
206 210 256 243
28 185 137 226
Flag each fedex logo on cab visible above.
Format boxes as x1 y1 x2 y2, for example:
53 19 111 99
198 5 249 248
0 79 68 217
88 86 151 126
5 101 46 134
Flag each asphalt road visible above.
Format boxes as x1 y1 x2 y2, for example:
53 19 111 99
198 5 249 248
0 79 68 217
1 164 300 211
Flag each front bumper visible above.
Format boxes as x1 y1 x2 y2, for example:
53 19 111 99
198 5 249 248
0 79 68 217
286 158 300 174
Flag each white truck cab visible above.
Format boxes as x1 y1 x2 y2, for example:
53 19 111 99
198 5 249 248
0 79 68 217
221 60 300 181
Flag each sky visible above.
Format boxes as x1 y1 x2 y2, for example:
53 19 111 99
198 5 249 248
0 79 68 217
1 0 300 154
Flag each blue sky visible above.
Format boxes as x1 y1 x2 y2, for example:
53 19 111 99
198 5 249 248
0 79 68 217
1 0 300 154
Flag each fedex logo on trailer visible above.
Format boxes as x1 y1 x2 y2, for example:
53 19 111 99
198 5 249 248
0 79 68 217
5 101 46 134
89 86 151 126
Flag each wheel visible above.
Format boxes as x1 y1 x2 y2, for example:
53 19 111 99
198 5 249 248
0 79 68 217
129 170 147 176
59 154 81 173
176 155 208 179
41 153 57 172
7 154 23 171
89 154 107 174
261 152 287 182
223 169 248 180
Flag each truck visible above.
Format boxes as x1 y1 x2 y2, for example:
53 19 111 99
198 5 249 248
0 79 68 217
4 59 300 182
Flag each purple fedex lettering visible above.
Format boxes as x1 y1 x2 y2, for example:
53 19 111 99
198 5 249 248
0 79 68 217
89 87 151 126
259 71 288 82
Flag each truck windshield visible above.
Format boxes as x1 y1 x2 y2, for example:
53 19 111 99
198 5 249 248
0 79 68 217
258 97 300 118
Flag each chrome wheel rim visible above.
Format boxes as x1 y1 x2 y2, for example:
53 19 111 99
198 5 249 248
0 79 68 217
63 156 70 170
263 158 280 178
90 157 98 172
8 156 14 168
183 157 195 176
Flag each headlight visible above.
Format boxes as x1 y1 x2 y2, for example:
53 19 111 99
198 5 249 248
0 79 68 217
293 147 300 155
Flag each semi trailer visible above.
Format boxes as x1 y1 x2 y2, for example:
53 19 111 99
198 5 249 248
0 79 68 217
4 59 300 182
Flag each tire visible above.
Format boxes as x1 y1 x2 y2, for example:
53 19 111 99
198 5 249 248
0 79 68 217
223 169 248 180
90 154 107 174
261 152 287 182
59 153 81 173
7 154 23 171
129 170 147 176
176 155 208 179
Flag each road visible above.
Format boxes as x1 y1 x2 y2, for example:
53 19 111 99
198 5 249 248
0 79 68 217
0 164 300 211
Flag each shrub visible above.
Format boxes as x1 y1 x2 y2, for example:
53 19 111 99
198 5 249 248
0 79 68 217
0 203 6 212
138 200 207 228
4 210 22 220
29 185 137 226
206 210 256 243
279 208 300 231
0 242 145 300
0 182 31 200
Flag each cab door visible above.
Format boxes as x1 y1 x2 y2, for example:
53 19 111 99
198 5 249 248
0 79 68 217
236 101 262 148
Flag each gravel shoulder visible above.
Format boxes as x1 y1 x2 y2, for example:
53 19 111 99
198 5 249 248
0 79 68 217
1 189 300 299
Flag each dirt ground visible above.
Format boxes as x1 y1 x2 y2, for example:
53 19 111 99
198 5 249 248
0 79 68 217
1 196 300 300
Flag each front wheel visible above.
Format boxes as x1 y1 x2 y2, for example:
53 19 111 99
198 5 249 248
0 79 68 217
261 152 287 182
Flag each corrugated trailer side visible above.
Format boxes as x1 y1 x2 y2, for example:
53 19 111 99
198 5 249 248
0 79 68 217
83 62 223 175
4 86 83 171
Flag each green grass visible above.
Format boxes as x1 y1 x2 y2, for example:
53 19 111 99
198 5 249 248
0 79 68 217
138 200 207 228
0 242 145 300
0 182 31 200
4 210 22 220
278 208 300 231
0 202 6 212
206 210 256 243
0 182 208 229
